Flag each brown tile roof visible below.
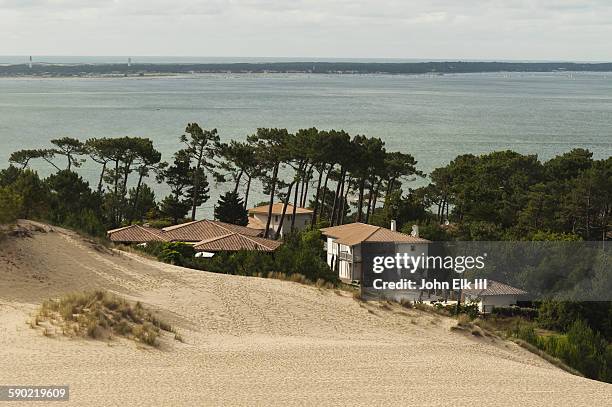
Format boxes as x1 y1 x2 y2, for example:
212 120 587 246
161 220 263 242
107 225 168 243
463 280 527 296
247 216 266 230
320 222 430 246
248 202 313 215
193 233 282 252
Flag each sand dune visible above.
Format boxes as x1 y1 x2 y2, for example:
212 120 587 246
0 220 610 406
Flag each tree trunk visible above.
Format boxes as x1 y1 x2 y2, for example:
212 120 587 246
298 161 307 208
233 169 244 194
445 198 449 222
311 163 325 225
371 180 381 216
190 146 205 221
121 160 133 197
330 167 344 226
43 157 61 172
301 163 314 207
319 164 333 221
263 163 279 238
290 177 300 231
120 159 134 224
340 177 351 225
275 181 295 239
439 198 446 224
386 177 395 201
357 177 366 222
244 174 252 209
97 162 107 195
128 171 144 223
335 171 347 226
112 159 120 226
365 178 375 224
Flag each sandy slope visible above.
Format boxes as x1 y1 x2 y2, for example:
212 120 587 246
0 221 610 406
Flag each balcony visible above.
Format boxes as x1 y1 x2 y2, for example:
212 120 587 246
338 251 353 262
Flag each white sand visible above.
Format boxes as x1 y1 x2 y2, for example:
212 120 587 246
0 221 610 406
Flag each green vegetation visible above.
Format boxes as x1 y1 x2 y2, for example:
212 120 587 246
1 124 610 384
462 300 612 383
511 319 611 382
6 126 607 244
34 290 177 347
138 229 338 285
214 191 248 226
405 149 611 242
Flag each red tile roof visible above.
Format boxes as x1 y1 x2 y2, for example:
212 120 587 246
320 222 430 246
161 220 263 242
107 225 169 243
463 280 527 296
248 203 313 215
193 233 282 252
247 216 266 230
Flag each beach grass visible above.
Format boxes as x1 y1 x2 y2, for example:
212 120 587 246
34 290 177 347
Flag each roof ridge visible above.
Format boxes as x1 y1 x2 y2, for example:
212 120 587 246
195 232 235 245
161 220 201 231
211 220 249 233
362 225 382 242
239 233 276 250
139 225 169 240
107 224 136 234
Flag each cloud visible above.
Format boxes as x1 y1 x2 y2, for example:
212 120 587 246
1 0 611 60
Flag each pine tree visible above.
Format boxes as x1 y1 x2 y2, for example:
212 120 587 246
214 191 248 226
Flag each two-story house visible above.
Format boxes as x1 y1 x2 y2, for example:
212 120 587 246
247 203 313 238
320 222 431 284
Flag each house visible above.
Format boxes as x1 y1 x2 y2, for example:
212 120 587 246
320 222 431 283
462 280 527 313
107 224 169 244
247 203 313 238
193 233 282 253
106 219 281 254
161 219 263 242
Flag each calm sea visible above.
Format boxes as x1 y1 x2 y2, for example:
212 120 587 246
1 72 611 215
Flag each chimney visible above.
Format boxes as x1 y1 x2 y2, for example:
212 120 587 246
390 220 396 231
411 225 419 238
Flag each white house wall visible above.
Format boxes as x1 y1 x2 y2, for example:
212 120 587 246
252 213 311 238
480 295 519 313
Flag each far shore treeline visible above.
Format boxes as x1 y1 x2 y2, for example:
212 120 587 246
3 61 612 77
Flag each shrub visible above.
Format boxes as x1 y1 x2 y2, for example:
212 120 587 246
457 314 471 327
492 306 538 320
433 301 479 319
0 186 22 224
155 242 195 265
36 290 175 347
510 318 611 383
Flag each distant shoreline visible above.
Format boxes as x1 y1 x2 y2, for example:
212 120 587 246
2 61 612 78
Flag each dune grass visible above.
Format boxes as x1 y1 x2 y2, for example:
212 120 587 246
35 290 177 347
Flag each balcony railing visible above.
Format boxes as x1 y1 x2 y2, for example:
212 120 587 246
338 251 352 262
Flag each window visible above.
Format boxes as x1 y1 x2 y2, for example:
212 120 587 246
275 215 279 222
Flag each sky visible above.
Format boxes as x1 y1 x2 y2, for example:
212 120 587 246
1 0 611 61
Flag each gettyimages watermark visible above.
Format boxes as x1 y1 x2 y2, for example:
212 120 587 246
360 241 611 301
372 252 488 290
